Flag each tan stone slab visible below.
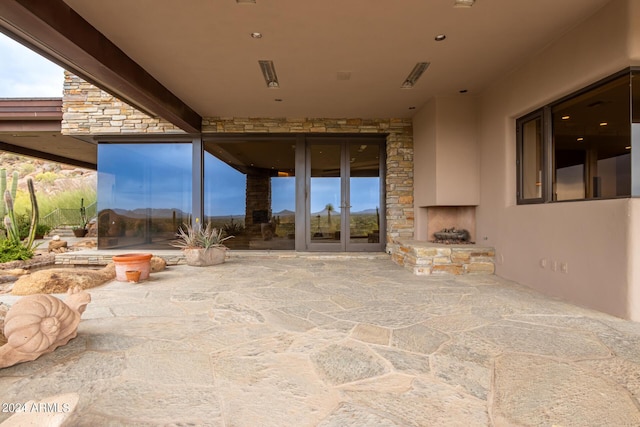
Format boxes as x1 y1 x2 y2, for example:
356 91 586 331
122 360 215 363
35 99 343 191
391 323 449 354
346 378 489 426
351 323 391 346
493 354 640 426
311 342 388 385
472 321 611 359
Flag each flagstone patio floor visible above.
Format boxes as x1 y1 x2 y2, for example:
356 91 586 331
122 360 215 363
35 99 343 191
2 254 640 426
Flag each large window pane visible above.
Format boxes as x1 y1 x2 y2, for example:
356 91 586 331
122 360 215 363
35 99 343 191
97 143 192 249
204 140 296 250
552 75 631 200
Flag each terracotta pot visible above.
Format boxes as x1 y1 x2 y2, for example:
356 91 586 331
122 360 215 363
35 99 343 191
183 247 226 266
73 228 88 238
125 270 142 283
112 253 152 282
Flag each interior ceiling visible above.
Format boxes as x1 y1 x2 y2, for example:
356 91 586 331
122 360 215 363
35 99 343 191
62 0 611 120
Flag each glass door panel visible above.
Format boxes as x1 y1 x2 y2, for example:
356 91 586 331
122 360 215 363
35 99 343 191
306 139 383 252
348 143 381 247
309 144 343 247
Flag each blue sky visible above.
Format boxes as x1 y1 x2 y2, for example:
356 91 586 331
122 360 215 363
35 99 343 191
0 33 64 97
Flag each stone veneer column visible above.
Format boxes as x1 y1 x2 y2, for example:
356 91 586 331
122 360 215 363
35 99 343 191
61 72 184 135
245 173 272 236
61 74 415 249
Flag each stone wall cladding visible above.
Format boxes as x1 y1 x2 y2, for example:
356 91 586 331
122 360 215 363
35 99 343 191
390 239 495 276
202 117 414 246
61 74 414 247
61 72 184 135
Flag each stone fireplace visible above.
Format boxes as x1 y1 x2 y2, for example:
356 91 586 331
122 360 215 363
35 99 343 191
425 206 476 242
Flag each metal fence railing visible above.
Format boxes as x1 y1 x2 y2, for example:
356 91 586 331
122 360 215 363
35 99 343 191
41 202 97 229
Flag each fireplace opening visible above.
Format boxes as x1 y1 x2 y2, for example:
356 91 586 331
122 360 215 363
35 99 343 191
425 206 476 244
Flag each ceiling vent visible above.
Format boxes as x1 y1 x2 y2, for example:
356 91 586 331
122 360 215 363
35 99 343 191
401 62 430 89
259 60 279 88
337 71 352 81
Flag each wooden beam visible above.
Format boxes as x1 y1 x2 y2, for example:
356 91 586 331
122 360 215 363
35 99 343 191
0 0 202 133
0 141 96 170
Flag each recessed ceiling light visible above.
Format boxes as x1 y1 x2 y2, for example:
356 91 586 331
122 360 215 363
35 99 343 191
600 122 608 126
251 32 263 39
409 107 416 110
435 34 446 41
626 146 632 150
459 89 468 94
401 62 430 89
577 137 584 141
453 0 475 7
561 115 570 120
274 98 283 102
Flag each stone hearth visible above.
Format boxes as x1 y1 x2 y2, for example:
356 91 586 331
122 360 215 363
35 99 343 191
390 239 495 276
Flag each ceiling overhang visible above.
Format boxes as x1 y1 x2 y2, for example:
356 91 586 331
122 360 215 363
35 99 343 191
0 98 96 168
0 0 201 133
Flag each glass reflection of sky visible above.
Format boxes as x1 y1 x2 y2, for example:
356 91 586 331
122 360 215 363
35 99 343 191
204 152 246 217
98 144 192 213
310 177 379 214
272 178 295 214
99 143 380 218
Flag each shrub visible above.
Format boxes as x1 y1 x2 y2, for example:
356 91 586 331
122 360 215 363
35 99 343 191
0 240 33 263
34 171 59 184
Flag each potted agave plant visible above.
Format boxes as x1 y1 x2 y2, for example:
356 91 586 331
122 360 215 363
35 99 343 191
171 221 233 266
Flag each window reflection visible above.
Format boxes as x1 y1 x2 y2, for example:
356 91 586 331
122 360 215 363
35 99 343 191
552 75 631 200
204 140 296 249
349 143 380 244
97 143 192 249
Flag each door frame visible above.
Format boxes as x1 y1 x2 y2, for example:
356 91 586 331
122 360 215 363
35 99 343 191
300 136 385 252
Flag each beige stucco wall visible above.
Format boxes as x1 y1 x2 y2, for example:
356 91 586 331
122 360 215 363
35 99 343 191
413 96 479 240
471 0 637 319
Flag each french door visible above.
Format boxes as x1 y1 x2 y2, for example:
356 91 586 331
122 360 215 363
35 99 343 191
305 138 384 251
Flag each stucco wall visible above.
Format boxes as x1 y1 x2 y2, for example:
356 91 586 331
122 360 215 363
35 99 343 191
414 97 479 206
473 0 636 318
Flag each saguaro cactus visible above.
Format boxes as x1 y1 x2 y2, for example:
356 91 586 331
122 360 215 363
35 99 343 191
2 175 40 250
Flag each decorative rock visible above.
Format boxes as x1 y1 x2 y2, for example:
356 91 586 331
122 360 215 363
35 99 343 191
11 264 116 295
3 269 28 277
0 287 91 369
150 256 167 272
0 303 8 346
48 240 68 253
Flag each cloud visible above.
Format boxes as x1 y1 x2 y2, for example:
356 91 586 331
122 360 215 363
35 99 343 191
0 33 64 97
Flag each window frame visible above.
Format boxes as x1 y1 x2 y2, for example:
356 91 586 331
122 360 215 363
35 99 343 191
516 108 549 204
516 68 634 205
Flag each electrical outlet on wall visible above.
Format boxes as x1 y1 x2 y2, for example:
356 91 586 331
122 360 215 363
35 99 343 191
551 260 558 272
561 262 568 274
540 258 547 269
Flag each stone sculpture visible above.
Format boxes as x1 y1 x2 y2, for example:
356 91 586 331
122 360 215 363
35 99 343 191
0 287 91 369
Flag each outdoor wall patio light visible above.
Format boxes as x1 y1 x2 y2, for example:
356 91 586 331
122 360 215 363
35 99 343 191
259 60 279 88
401 62 430 89
453 0 475 7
